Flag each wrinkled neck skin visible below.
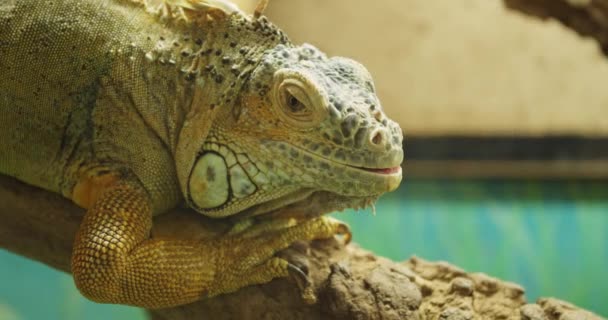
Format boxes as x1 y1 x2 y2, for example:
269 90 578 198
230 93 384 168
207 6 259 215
151 13 291 202
169 14 354 220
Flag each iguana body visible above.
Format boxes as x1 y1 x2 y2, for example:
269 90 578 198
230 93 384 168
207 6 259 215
0 0 403 308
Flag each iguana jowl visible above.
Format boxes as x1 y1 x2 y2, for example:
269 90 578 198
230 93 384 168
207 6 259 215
0 0 403 308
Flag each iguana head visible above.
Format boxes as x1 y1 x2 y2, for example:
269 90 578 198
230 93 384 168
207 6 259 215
186 42 403 218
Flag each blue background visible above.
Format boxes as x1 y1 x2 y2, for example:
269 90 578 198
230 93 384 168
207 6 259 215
1 179 606 319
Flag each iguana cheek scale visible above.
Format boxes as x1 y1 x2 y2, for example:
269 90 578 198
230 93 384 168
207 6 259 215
0 0 403 308
189 151 231 208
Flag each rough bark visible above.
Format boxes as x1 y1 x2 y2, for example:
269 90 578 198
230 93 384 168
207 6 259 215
504 0 608 55
0 175 603 320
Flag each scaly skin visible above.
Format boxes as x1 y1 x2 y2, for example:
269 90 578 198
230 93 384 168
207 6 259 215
0 0 403 308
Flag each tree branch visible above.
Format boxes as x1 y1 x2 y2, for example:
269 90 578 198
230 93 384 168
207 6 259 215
0 175 603 319
504 0 608 55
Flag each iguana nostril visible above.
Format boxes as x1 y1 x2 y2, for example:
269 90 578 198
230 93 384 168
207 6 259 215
370 129 384 146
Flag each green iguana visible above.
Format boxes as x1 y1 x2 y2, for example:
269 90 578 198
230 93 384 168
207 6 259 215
0 0 403 308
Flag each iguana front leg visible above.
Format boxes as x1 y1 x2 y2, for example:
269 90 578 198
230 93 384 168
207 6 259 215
71 174 348 308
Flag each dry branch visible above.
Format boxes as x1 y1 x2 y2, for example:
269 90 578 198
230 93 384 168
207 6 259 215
504 0 608 55
0 175 603 320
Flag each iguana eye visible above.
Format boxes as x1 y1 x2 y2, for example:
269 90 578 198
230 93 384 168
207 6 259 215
286 93 305 113
280 84 311 120
273 69 327 128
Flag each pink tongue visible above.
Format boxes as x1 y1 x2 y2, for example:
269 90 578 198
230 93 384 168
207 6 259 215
365 166 401 174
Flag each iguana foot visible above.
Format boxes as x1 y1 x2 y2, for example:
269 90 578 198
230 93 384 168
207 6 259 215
72 175 351 307
209 216 351 301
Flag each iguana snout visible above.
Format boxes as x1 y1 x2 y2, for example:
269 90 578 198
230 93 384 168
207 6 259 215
187 44 402 217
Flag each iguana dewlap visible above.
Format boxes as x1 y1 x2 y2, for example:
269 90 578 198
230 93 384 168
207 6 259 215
0 0 403 308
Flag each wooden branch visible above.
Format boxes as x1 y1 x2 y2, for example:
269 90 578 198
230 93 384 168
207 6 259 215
0 174 603 319
504 0 608 55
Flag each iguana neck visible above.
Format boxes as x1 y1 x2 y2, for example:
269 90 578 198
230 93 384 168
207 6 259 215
134 12 292 155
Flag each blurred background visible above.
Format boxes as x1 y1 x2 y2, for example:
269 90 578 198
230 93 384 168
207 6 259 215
1 0 607 318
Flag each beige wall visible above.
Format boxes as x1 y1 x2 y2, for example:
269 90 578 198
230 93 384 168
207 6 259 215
263 0 608 136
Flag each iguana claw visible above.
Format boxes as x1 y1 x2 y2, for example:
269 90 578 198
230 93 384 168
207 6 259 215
324 217 352 245
288 263 316 305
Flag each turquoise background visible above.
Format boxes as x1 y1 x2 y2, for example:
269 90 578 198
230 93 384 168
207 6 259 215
1 179 607 319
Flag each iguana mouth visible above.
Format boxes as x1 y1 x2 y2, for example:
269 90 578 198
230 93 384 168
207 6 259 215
279 142 402 177
326 159 403 178
354 166 402 175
